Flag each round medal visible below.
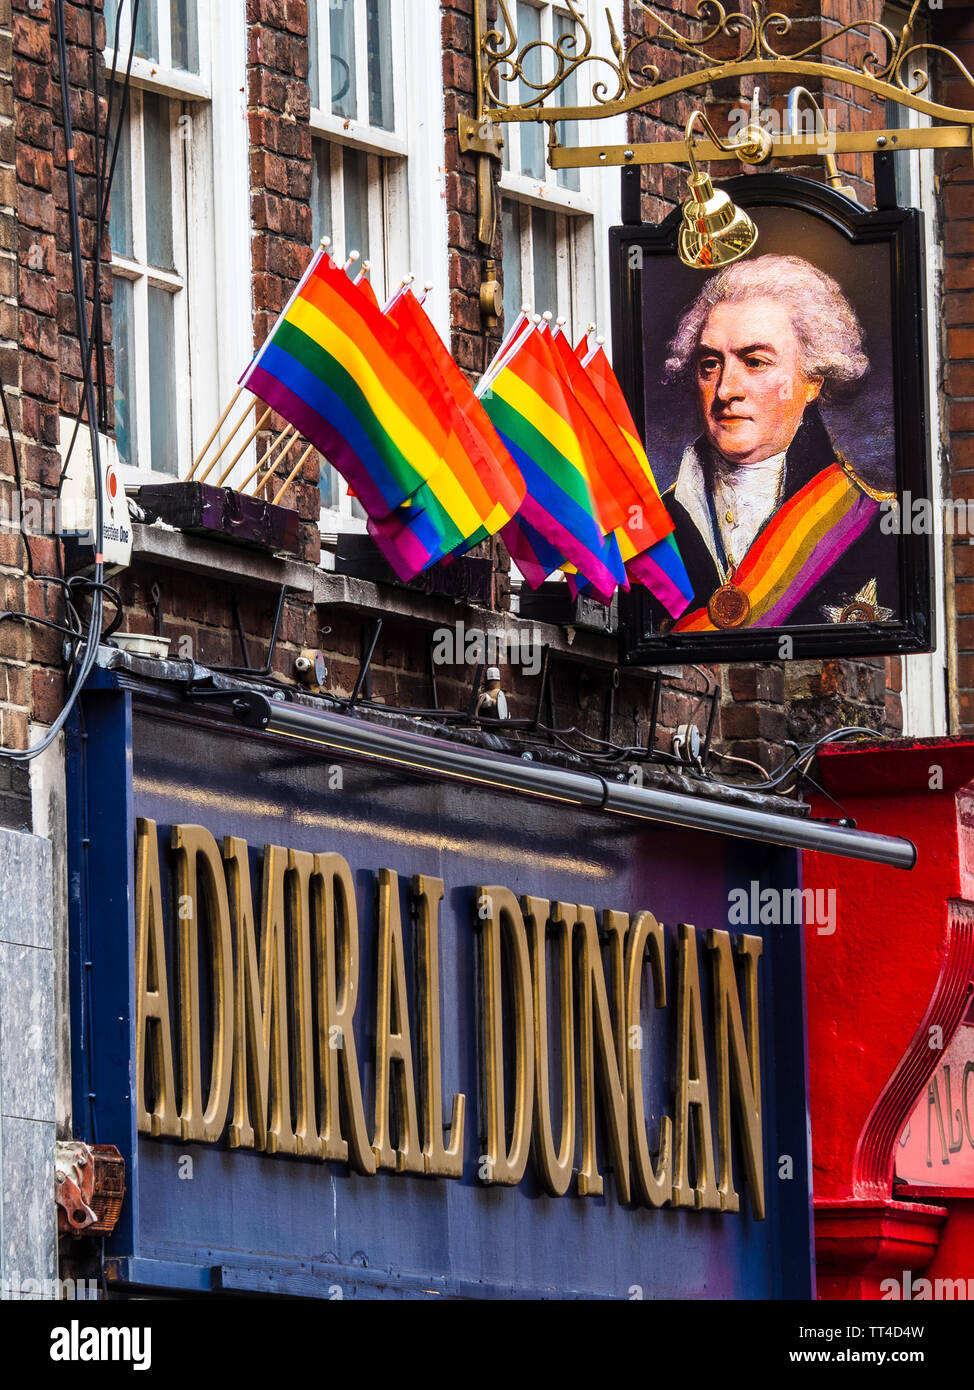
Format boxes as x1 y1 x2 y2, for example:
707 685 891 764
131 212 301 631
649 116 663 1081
839 600 875 624
708 583 751 630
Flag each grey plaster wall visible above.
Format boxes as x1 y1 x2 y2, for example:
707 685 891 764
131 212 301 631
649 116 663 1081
0 826 56 1296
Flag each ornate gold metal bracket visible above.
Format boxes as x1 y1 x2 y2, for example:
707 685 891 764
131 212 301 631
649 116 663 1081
462 0 974 183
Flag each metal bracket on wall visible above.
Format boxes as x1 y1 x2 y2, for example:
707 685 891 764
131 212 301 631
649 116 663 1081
464 0 974 236
212 584 288 681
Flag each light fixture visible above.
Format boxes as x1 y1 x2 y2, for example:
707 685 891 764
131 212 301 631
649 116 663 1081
787 86 858 201
186 688 917 870
678 109 773 270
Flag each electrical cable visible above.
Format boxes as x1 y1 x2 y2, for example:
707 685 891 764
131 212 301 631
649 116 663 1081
58 0 140 494
0 375 33 578
0 0 108 763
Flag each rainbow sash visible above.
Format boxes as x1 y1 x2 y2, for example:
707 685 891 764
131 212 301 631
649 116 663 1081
673 462 884 632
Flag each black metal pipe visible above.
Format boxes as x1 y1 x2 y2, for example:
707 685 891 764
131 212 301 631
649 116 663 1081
350 617 382 708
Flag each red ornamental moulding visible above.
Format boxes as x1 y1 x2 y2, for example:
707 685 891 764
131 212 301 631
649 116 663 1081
814 1200 947 1301
803 740 974 1206
856 901 974 1199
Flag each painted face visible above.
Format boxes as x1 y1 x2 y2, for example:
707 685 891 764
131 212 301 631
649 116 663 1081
695 298 823 466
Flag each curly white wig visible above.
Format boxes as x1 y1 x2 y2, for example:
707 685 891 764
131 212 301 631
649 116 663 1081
664 254 869 398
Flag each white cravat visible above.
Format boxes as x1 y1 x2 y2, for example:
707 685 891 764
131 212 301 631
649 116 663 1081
711 452 786 572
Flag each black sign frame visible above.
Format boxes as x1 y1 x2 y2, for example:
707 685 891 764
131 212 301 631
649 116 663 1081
611 174 935 665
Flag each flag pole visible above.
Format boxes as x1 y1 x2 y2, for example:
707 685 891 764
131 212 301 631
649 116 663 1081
477 306 537 397
198 406 272 484
239 238 332 394
476 313 538 399
382 273 415 315
580 334 605 369
187 385 245 481
252 431 301 498
235 424 296 493
271 443 316 507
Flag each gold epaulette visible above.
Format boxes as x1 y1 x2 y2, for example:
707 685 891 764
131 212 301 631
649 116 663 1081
837 452 897 503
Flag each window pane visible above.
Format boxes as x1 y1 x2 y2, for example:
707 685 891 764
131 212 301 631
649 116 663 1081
147 287 178 475
554 11 580 193
502 199 522 329
517 2 544 179
366 0 395 131
311 141 333 251
104 0 157 59
308 0 320 108
136 0 159 62
343 147 370 264
170 0 199 73
321 461 342 510
143 93 175 271
104 0 121 47
330 0 358 121
109 102 134 258
532 206 558 320
112 276 137 468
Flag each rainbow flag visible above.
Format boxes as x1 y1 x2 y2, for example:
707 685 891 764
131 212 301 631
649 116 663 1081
240 248 453 523
481 324 627 605
368 288 527 577
581 343 693 620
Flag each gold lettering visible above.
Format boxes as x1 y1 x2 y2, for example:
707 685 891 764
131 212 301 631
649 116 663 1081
964 1062 974 1150
257 845 299 1155
576 906 631 1203
672 923 720 1210
373 869 423 1173
314 854 375 1174
626 910 671 1208
287 850 319 1157
171 825 234 1144
523 897 575 1198
708 931 764 1219
413 875 465 1178
223 837 269 1151
134 820 179 1138
478 886 534 1186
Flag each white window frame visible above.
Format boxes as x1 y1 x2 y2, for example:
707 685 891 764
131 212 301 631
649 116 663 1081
110 88 193 479
499 2 623 600
312 0 448 543
878 10 948 735
105 2 253 489
502 196 597 343
499 1 622 341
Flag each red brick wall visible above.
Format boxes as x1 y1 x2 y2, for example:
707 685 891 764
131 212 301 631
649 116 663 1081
935 4 974 733
247 0 320 568
7 0 109 754
0 0 938 807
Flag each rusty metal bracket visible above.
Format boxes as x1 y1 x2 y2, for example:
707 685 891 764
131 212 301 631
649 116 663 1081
56 1141 125 1238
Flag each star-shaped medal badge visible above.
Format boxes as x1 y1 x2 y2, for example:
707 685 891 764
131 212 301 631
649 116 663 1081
823 578 894 625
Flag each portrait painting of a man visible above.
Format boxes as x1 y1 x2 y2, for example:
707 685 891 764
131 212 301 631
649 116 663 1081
615 179 933 663
659 254 896 632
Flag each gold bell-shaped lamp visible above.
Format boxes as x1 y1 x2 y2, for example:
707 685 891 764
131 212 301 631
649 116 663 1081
678 110 770 270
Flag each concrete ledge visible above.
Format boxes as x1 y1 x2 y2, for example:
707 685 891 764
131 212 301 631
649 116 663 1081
131 523 314 595
314 570 628 667
132 525 662 672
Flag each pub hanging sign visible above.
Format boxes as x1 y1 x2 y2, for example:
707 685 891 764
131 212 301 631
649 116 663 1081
612 175 935 665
